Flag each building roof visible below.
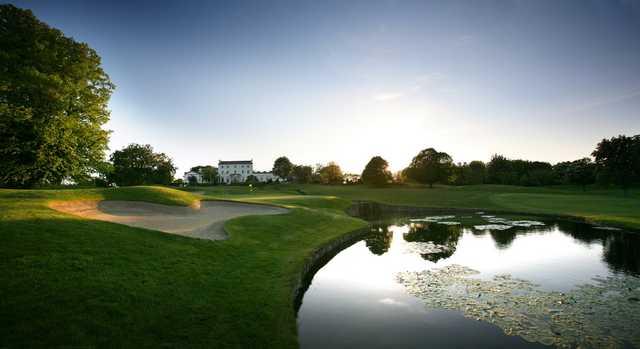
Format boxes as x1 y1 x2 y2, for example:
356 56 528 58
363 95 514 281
218 160 253 165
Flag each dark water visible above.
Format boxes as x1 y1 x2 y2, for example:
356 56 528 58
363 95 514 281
297 213 640 349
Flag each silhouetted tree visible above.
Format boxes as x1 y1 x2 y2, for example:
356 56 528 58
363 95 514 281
108 144 176 186
361 156 392 187
292 165 313 183
487 154 514 184
405 148 453 188
468 160 486 184
566 158 596 191
592 135 640 195
272 156 293 180
0 5 114 187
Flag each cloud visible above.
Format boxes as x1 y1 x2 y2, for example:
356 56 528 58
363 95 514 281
563 87 640 115
373 73 446 102
378 297 409 307
374 92 405 101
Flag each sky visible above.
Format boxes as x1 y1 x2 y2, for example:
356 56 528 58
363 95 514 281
6 0 640 174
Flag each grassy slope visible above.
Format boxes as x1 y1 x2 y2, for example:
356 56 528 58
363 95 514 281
2 183 638 347
0 186 365 347
282 184 640 230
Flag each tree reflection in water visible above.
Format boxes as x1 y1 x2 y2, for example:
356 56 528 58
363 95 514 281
363 225 394 255
403 223 463 262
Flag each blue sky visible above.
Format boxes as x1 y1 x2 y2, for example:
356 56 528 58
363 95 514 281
7 0 640 174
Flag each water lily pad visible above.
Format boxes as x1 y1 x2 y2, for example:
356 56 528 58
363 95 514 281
436 221 461 225
474 224 513 231
396 265 640 348
404 242 451 255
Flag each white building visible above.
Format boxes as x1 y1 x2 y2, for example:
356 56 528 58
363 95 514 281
218 160 281 184
253 171 280 183
183 171 203 184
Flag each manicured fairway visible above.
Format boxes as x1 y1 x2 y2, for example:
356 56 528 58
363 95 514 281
284 184 640 230
1 183 637 347
0 186 365 347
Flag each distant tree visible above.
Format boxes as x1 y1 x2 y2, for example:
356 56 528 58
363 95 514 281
451 162 471 185
292 165 313 183
94 161 114 187
487 154 513 184
108 144 176 186
187 175 198 186
0 5 114 188
318 162 344 184
468 160 486 184
245 175 259 184
191 165 217 184
592 135 640 195
405 148 453 188
566 158 596 191
361 156 392 186
393 170 407 184
272 156 293 180
153 153 176 185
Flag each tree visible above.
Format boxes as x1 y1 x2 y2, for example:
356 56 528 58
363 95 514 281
468 160 486 184
318 162 344 184
190 165 217 184
592 135 640 195
94 161 114 187
566 158 596 191
487 154 513 184
405 148 453 188
245 175 259 184
187 175 198 186
0 5 114 188
108 144 176 186
361 156 392 186
292 165 313 183
272 156 293 180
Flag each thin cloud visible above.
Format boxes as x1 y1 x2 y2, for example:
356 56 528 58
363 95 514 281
374 92 405 101
565 88 640 115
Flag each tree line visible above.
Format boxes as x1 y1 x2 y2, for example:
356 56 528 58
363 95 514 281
356 134 639 193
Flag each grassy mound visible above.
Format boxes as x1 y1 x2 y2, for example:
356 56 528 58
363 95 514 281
0 186 365 347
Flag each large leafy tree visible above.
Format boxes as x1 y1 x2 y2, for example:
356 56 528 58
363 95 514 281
0 5 114 187
468 160 486 184
405 148 453 188
563 158 596 191
592 135 640 195
272 156 293 180
487 154 513 184
318 162 344 184
292 165 313 183
190 165 218 184
361 156 392 187
108 144 176 186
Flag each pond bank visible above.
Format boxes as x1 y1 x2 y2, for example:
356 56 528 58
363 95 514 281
346 200 637 232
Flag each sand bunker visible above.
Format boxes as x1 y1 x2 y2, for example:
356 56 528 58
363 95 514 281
50 200 287 240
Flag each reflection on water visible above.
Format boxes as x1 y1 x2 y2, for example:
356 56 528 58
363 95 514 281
297 213 640 349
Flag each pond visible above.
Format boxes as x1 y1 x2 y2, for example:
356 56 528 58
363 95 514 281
297 212 640 349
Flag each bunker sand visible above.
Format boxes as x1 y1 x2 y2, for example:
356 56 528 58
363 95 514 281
50 200 288 240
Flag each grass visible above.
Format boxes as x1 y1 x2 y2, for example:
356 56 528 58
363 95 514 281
0 186 365 347
1 183 638 347
281 184 640 230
